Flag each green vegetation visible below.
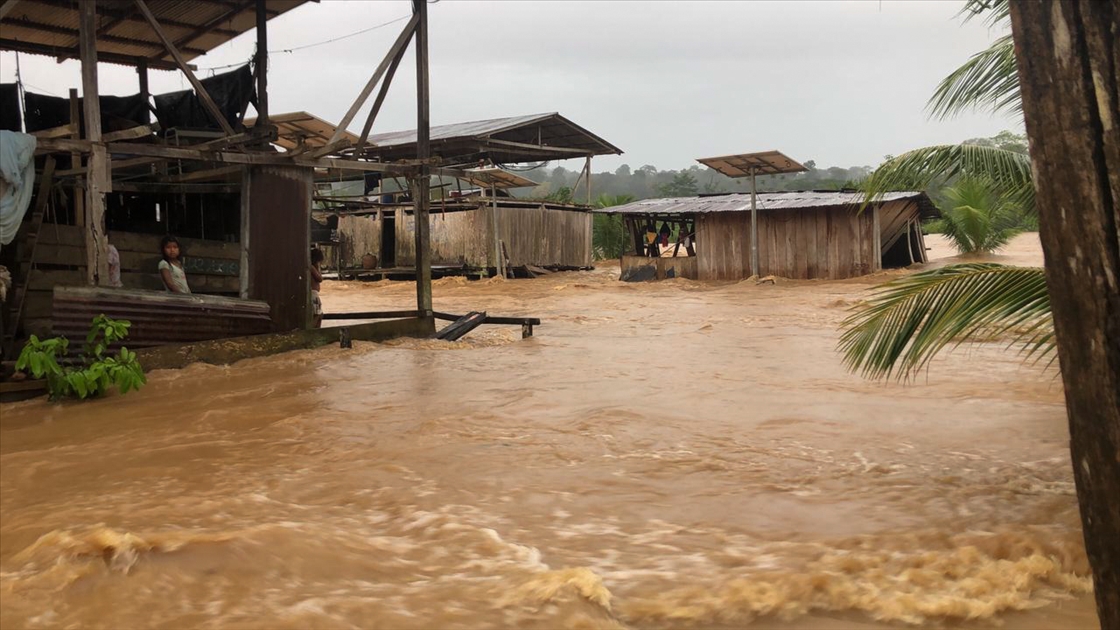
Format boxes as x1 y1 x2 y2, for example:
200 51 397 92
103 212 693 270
842 0 1052 380
16 315 147 401
937 177 1023 254
839 264 1051 381
591 194 635 260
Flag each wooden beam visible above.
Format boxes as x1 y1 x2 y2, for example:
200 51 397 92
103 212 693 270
0 37 188 71
101 124 156 142
329 13 418 146
0 0 23 21
31 123 79 139
355 34 408 153
160 165 241 183
136 60 150 123
479 137 592 155
37 138 417 174
2 15 210 57
133 0 237 136
412 0 431 314
79 0 110 286
254 0 268 125
69 89 84 227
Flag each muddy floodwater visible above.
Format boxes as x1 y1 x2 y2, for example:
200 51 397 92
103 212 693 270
0 233 1098 629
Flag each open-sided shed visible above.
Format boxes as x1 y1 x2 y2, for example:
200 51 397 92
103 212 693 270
595 191 937 281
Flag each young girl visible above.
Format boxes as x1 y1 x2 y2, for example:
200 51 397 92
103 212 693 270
158 235 191 294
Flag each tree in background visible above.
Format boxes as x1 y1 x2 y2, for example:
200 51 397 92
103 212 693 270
591 194 636 260
656 172 699 198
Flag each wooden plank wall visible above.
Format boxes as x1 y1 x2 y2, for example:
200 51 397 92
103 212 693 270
337 214 381 268
696 208 881 281
336 205 593 270
22 224 241 337
495 206 592 268
395 208 490 268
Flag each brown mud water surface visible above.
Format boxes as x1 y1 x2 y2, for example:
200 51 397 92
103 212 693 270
0 234 1099 629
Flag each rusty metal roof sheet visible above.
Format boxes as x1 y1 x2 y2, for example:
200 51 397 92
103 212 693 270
1 0 311 71
593 191 937 217
51 286 272 352
360 112 623 165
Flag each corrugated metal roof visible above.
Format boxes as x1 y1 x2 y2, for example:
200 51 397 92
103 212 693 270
361 112 623 164
593 191 936 216
1 0 310 70
368 113 557 148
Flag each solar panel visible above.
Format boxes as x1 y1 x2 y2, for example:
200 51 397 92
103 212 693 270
696 150 807 178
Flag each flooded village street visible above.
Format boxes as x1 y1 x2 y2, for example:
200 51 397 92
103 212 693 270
0 234 1098 629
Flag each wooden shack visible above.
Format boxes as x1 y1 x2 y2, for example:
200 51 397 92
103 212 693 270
0 0 451 362
596 191 937 282
304 112 622 276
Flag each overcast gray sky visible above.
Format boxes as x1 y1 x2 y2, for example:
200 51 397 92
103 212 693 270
1 0 1019 172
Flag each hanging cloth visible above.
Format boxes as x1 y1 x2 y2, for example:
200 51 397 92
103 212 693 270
0 130 38 246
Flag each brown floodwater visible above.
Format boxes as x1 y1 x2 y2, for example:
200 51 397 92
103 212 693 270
0 233 1099 629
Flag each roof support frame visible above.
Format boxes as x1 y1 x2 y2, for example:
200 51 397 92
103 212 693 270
327 12 418 149
133 0 237 136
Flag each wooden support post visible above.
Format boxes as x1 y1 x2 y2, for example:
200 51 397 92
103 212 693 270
585 156 592 206
79 0 109 285
254 0 268 125
133 0 236 136
412 0 431 313
872 204 881 271
491 184 503 277
68 88 84 227
239 166 250 298
749 166 758 278
136 60 150 124
329 13 419 147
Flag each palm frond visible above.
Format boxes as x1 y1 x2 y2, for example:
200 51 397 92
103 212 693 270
928 34 1019 120
861 144 1034 213
838 264 1052 380
958 0 1010 27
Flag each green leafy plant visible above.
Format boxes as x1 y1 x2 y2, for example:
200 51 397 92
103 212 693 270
592 194 636 259
938 177 1023 254
838 263 1052 381
16 315 146 401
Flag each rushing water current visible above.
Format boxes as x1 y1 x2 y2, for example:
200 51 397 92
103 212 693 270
0 234 1098 629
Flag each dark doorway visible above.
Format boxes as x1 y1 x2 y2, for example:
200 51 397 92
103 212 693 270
381 215 396 268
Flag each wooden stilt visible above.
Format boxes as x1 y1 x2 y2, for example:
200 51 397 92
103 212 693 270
79 0 109 286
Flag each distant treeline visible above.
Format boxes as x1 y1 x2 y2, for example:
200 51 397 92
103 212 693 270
520 130 1028 203
523 160 872 203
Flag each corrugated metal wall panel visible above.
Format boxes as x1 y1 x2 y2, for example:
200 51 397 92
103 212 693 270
246 165 312 331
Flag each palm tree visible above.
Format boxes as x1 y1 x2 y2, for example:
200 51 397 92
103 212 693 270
937 177 1022 254
843 0 1053 379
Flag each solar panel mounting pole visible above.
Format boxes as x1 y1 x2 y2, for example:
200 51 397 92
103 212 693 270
750 165 758 278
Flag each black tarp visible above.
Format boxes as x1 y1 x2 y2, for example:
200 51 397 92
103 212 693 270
22 91 149 134
0 83 21 131
153 65 255 131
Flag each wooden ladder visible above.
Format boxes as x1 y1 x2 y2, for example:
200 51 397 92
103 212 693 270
2 156 56 360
